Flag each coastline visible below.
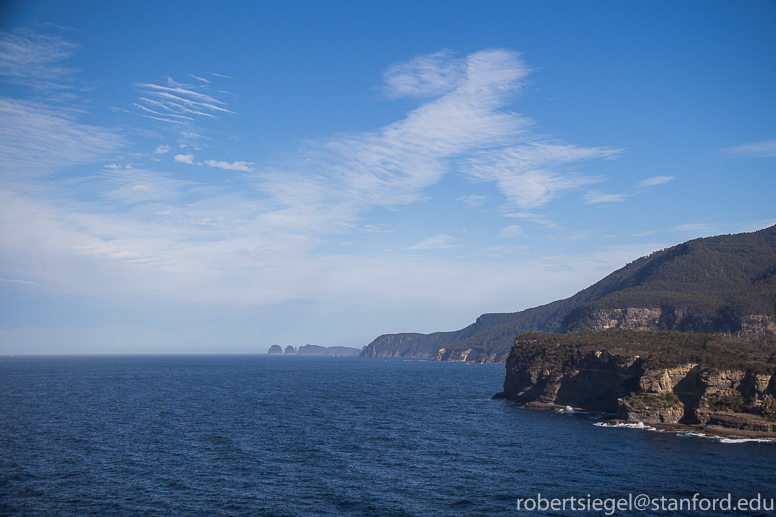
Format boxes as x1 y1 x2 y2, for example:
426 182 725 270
511 401 776 441
600 420 776 441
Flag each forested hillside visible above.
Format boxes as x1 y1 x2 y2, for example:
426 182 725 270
361 225 776 361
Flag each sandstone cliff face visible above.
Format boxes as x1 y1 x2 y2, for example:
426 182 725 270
498 335 776 430
565 307 776 336
435 347 510 363
580 308 664 331
500 346 643 411
741 315 776 336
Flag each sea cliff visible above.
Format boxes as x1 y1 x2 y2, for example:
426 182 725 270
495 330 776 433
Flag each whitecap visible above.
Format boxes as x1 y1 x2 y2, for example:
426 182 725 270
594 421 658 432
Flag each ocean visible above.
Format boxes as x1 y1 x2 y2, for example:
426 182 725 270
1 355 774 516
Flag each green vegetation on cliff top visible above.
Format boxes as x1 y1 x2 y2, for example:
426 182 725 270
510 330 776 373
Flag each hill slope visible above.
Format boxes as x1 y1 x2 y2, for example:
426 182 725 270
360 225 776 362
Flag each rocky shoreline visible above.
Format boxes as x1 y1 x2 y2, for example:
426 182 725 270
495 331 776 437
495 400 776 440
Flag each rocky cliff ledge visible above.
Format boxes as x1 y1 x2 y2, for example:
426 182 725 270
564 307 776 335
495 330 776 433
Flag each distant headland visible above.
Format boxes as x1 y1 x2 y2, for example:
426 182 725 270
267 344 361 357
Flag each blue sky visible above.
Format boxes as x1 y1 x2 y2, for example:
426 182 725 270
1 1 775 354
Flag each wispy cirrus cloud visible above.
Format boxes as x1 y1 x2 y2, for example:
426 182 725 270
465 143 617 209
408 234 457 250
134 78 235 125
584 191 628 204
637 175 674 188
499 224 524 238
0 277 45 287
457 194 487 208
584 175 673 205
0 98 124 177
256 49 620 227
0 30 124 177
0 28 79 90
383 50 467 98
725 139 776 158
503 211 562 229
1 45 625 312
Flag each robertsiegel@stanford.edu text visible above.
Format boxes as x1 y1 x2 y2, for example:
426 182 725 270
516 493 774 514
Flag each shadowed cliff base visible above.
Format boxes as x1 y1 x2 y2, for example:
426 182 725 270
495 330 776 435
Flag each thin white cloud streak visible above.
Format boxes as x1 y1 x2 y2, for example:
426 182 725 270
135 83 235 120
154 145 170 154
457 194 487 208
0 29 79 89
503 211 562 229
408 234 457 250
139 83 227 106
725 139 776 158
637 175 674 187
499 225 524 238
188 74 210 83
205 160 254 172
0 98 124 177
0 277 44 287
134 102 194 121
584 191 628 204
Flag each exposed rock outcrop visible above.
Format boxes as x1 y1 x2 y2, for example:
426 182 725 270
267 344 283 355
565 307 776 336
497 331 776 432
284 346 297 355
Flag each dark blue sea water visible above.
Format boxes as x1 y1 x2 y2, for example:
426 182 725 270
1 356 775 516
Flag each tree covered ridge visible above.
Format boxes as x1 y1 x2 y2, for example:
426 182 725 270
562 225 776 332
510 330 776 373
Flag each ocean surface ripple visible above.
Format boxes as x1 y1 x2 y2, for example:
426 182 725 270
1 356 775 516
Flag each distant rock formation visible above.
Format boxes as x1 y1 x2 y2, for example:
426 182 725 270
267 345 283 355
284 346 297 355
297 344 327 355
297 344 361 356
361 225 776 362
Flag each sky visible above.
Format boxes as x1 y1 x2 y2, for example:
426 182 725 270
1 1 775 354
